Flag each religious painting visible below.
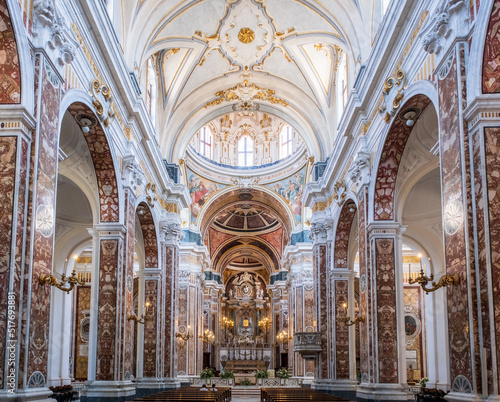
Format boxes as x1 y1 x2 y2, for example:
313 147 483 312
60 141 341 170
186 166 226 222
265 164 306 223
405 315 418 337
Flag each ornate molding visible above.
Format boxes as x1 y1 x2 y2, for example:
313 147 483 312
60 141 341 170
231 176 260 189
204 80 288 109
145 183 157 207
309 218 333 244
332 181 347 207
160 221 184 245
378 69 408 123
122 155 144 191
347 149 370 188
90 79 115 127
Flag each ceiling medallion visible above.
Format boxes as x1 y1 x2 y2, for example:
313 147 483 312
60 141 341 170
238 27 255 44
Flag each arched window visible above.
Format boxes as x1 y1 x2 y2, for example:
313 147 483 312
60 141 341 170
146 57 158 123
280 125 293 158
199 127 212 159
238 136 253 166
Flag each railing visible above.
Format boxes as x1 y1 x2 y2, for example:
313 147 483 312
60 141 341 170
293 332 321 360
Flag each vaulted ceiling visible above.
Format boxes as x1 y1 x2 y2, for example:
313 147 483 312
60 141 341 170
118 0 378 162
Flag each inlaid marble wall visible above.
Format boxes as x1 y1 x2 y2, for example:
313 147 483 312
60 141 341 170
0 136 18 386
314 243 329 379
163 245 178 378
374 95 431 220
74 286 91 381
27 58 61 380
68 103 119 223
138 204 158 268
374 238 398 384
334 280 349 379
0 0 21 104
437 49 473 385
483 0 500 93
484 127 500 391
143 279 158 377
334 202 356 268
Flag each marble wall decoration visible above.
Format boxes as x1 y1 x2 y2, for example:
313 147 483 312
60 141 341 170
484 127 500 391
68 103 119 222
438 50 473 384
335 280 349 379
74 286 91 381
334 201 356 268
265 165 306 223
374 95 431 220
357 189 369 380
0 136 17 385
28 60 60 380
483 1 500 93
143 280 158 377
0 0 21 103
472 128 492 393
188 286 196 376
96 239 119 381
374 238 398 384
138 203 158 268
163 245 174 378
314 244 329 379
177 286 188 375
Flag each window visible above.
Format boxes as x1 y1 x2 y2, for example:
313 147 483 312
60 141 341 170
280 125 293 158
336 52 348 118
199 127 212 159
238 136 253 166
146 57 158 122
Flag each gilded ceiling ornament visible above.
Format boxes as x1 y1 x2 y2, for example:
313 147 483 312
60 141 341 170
378 68 408 124
238 27 255 44
204 80 288 108
90 79 115 127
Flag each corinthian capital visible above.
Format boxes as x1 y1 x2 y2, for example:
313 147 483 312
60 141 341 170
309 212 333 244
159 213 184 245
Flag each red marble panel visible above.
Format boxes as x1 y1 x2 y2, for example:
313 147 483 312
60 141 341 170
484 127 500 391
483 1 500 93
374 95 431 220
375 238 398 383
0 0 21 103
314 244 328 379
164 245 173 378
334 201 356 268
177 287 187 374
28 60 60 379
357 189 369 379
296 287 303 332
67 103 119 222
259 227 283 256
209 227 234 257
0 136 17 385
96 239 119 381
143 279 158 377
137 203 158 268
335 280 349 379
438 51 473 384
188 286 196 376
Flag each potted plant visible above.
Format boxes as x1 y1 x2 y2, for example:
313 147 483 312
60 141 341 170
239 378 252 386
254 369 269 385
200 367 215 385
219 369 234 386
276 368 291 385
419 377 429 388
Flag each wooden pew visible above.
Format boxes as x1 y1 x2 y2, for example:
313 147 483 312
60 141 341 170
261 388 348 402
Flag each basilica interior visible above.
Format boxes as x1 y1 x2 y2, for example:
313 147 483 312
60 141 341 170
0 0 499 401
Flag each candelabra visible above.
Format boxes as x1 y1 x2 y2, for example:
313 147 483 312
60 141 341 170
409 254 460 294
337 303 365 327
39 269 85 294
199 329 216 344
276 330 291 344
128 301 150 325
175 325 193 347
259 317 271 343
222 316 234 341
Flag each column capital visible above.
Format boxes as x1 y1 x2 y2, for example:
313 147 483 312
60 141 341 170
366 222 406 239
121 153 144 193
309 212 333 244
159 212 184 245
89 223 127 238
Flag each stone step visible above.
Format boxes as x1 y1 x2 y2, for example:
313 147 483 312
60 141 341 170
231 386 261 397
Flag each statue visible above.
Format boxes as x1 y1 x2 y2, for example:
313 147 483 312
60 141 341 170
229 289 233 298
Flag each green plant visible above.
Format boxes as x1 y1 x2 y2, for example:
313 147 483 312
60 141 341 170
254 369 269 379
200 367 215 380
239 379 252 386
276 368 291 379
419 377 429 387
219 370 234 379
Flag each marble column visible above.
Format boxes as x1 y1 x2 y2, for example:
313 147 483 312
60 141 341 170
0 111 34 400
309 213 333 390
268 278 288 370
159 214 184 388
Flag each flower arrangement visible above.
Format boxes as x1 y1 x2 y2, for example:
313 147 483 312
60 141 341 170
254 369 269 379
276 368 291 379
239 379 252 386
219 370 234 379
419 377 429 387
200 367 215 380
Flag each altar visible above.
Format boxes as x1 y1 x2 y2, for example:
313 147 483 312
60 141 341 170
224 359 267 374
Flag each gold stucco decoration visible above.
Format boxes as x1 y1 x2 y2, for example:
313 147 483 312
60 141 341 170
238 27 255 44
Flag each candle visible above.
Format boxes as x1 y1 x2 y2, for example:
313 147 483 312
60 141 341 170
409 262 411 282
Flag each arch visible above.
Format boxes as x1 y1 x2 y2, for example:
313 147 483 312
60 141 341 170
0 0 22 105
333 199 357 268
136 201 159 268
372 93 435 221
63 101 120 223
